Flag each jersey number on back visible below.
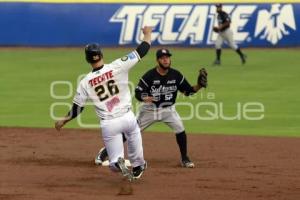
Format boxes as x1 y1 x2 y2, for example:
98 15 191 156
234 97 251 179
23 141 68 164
95 80 119 101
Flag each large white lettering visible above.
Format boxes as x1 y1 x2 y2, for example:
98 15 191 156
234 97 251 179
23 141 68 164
177 6 209 44
231 5 257 42
110 6 146 44
110 4 297 45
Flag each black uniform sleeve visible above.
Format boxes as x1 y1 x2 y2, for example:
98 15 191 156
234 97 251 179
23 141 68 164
222 12 231 23
178 76 196 96
220 12 231 31
67 103 84 119
136 41 151 59
135 74 151 102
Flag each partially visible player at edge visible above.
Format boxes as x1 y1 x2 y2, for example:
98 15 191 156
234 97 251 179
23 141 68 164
213 3 247 65
54 26 152 181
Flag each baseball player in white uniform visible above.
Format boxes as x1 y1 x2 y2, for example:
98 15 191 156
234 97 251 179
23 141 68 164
55 26 152 181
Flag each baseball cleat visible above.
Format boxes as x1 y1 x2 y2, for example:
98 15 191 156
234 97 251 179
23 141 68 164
213 59 221 66
118 157 133 181
241 54 247 64
181 157 195 168
132 161 147 180
95 147 108 165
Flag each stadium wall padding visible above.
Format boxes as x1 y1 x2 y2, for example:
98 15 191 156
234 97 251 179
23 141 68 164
0 2 299 47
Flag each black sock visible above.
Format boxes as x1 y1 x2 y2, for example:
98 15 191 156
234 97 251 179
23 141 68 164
122 132 127 142
176 131 187 160
236 48 244 58
216 49 221 61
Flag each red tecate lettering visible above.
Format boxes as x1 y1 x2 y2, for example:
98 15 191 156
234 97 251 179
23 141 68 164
89 70 114 87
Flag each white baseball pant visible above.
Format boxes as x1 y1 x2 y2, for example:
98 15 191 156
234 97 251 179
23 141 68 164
100 110 145 171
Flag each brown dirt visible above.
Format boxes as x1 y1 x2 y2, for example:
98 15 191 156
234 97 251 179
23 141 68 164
0 127 300 200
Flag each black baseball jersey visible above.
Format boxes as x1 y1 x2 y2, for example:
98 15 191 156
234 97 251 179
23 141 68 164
217 11 231 31
135 67 195 108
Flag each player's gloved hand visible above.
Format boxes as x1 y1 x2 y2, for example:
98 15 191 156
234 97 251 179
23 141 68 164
198 68 208 88
213 26 220 33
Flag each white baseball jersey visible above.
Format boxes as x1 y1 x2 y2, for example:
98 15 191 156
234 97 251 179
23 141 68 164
73 50 140 120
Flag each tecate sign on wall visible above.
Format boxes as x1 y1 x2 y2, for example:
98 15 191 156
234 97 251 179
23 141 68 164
0 2 299 47
110 4 297 46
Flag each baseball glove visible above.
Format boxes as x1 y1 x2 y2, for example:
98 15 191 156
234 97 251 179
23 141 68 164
198 68 208 88
213 27 219 33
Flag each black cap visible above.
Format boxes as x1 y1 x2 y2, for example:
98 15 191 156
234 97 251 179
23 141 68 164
216 3 222 8
156 48 172 59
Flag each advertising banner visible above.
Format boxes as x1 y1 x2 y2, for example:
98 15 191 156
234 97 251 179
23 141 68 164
0 1 299 47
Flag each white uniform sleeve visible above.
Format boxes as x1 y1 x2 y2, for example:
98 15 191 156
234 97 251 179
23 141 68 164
111 50 141 72
73 80 88 107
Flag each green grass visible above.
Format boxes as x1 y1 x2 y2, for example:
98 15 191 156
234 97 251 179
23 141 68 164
0 48 299 137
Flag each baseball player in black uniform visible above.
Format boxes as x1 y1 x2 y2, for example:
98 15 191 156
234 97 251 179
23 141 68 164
213 3 247 65
95 48 208 168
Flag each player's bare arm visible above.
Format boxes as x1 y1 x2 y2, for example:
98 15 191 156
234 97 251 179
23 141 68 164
218 21 230 30
183 82 202 95
214 21 230 32
141 26 152 44
192 85 202 92
55 103 84 131
181 68 207 95
55 116 71 131
133 26 152 61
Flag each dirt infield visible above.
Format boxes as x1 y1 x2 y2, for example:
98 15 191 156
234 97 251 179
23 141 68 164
0 127 300 200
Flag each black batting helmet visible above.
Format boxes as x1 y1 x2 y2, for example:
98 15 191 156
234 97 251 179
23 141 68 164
85 43 103 63
216 3 222 8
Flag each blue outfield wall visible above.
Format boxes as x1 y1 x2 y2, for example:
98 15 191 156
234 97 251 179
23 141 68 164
0 2 299 47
